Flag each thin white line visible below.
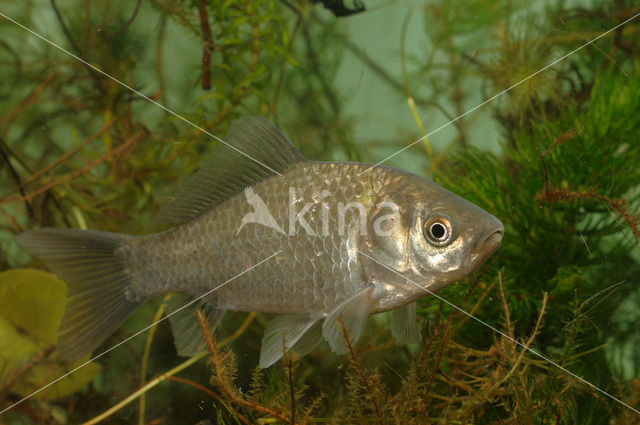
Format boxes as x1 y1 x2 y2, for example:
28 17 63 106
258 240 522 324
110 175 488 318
359 11 640 175
0 10 282 177
0 250 282 416
357 249 640 415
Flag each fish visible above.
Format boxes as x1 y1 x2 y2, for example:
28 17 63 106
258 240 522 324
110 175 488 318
16 116 504 368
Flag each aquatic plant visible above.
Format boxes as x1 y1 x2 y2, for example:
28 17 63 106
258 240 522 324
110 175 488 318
1 0 639 423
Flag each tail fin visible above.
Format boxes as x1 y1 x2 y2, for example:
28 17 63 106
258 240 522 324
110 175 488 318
16 228 143 361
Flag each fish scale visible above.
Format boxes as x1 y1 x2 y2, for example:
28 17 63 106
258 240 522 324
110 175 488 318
170 163 372 314
138 160 376 315
16 116 503 367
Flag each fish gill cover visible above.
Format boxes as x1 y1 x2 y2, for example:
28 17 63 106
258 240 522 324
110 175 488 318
0 0 639 424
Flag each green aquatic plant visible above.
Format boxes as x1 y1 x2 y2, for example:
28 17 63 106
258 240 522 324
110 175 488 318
0 269 101 405
1 0 639 424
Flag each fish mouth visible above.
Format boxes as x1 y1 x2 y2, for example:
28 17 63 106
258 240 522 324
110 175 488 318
470 226 504 263
482 228 504 253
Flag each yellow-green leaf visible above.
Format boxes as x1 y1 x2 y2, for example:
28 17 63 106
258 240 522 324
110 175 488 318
0 268 67 344
0 268 101 400
9 356 102 401
0 315 43 370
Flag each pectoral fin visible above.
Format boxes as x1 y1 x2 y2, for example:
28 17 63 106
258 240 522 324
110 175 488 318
390 302 422 344
259 314 320 368
322 287 374 354
166 293 225 356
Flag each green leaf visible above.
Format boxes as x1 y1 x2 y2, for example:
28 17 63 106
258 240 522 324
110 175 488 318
0 314 42 369
0 268 67 344
0 268 101 400
9 356 102 401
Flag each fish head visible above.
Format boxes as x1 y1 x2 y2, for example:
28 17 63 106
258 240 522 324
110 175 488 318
363 170 503 309
406 187 503 286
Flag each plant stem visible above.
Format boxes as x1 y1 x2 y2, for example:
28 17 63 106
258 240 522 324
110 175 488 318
82 351 208 425
138 294 171 425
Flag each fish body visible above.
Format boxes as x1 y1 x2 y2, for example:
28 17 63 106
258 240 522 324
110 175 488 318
17 117 503 368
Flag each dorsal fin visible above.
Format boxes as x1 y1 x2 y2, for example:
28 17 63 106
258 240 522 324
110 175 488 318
156 116 306 223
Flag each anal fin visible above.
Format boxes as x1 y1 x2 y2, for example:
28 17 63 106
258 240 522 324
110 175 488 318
166 293 225 356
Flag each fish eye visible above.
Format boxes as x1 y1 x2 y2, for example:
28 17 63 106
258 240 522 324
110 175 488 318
423 216 454 246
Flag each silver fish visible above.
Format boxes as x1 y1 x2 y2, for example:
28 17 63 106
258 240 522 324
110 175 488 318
16 117 503 368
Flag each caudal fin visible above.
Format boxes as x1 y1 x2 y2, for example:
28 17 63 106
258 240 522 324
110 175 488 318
16 228 143 361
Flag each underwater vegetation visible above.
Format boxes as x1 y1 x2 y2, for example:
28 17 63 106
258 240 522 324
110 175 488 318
0 0 639 424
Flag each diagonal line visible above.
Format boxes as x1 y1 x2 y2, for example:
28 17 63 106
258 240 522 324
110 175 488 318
358 249 640 415
0 10 282 177
359 10 640 175
0 250 282 416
